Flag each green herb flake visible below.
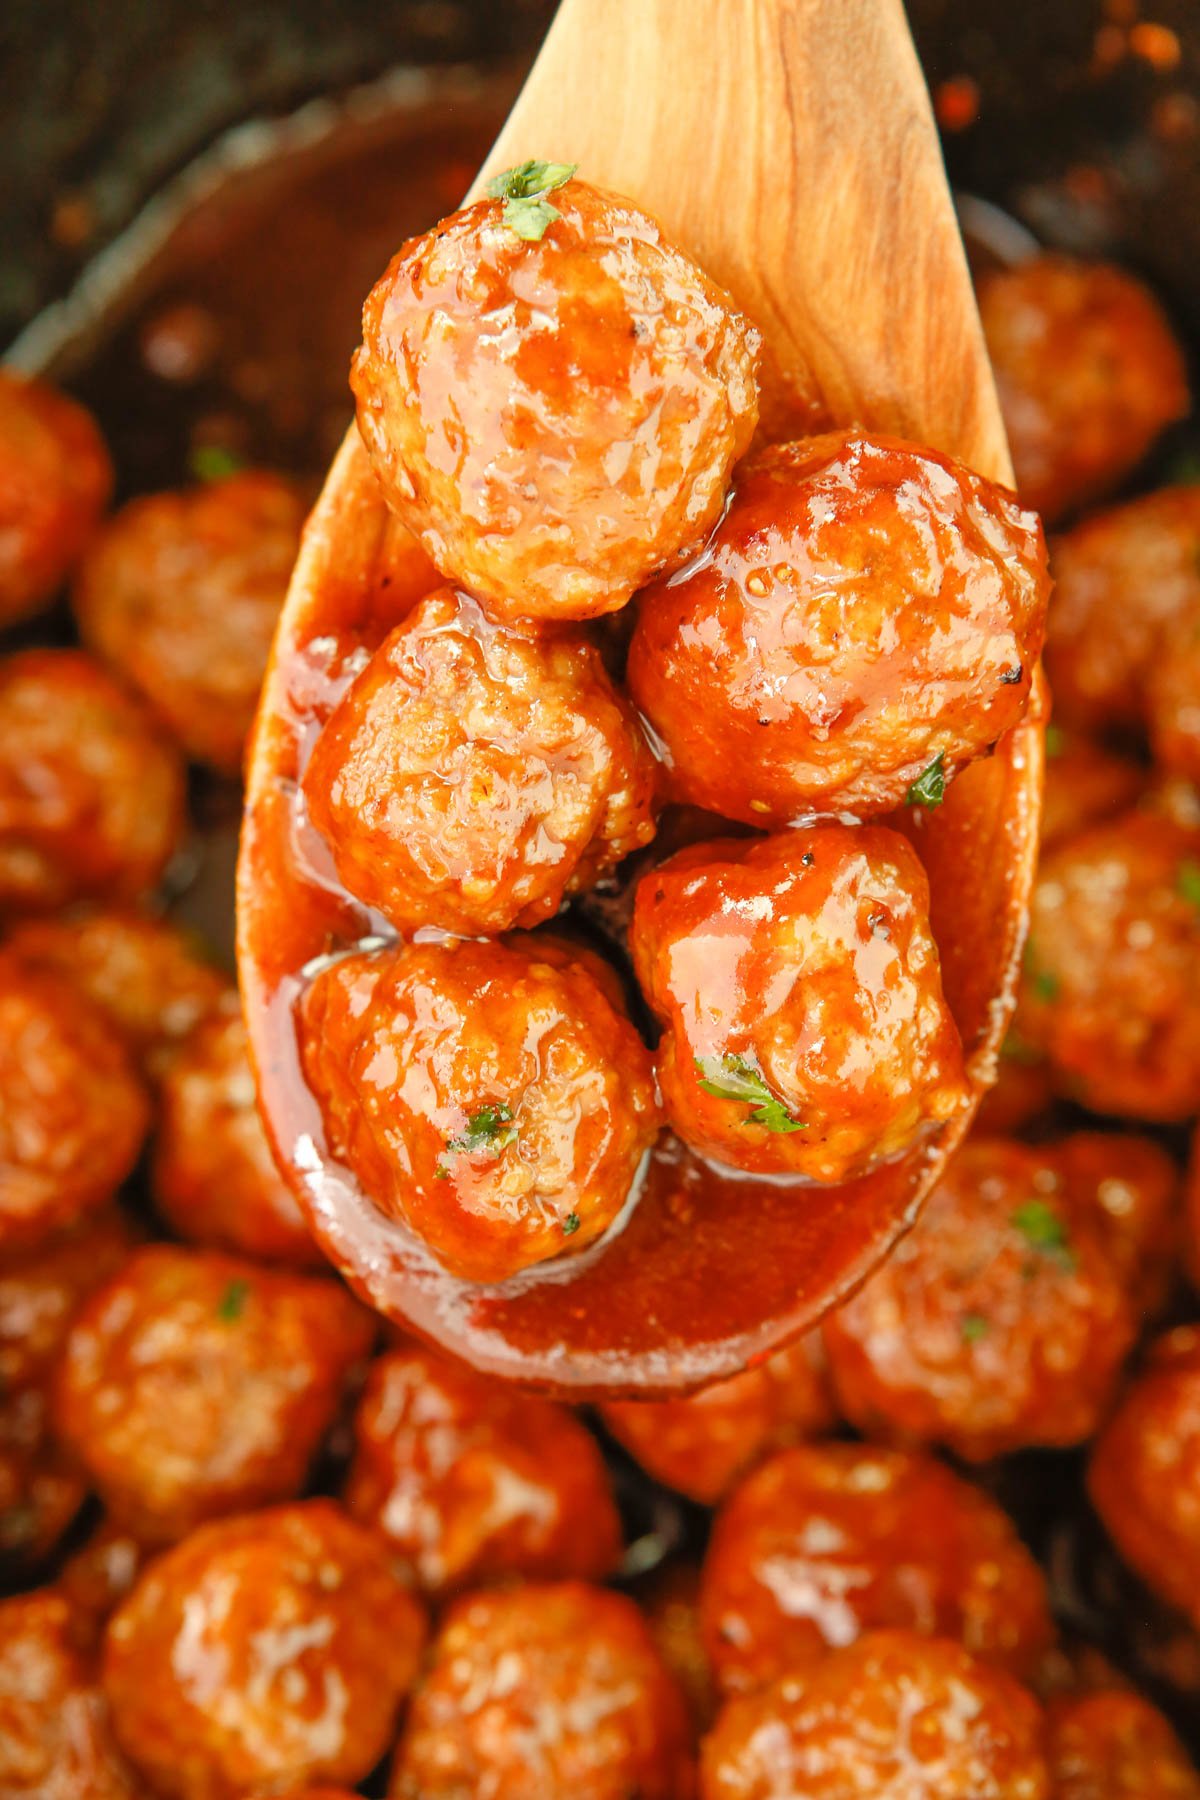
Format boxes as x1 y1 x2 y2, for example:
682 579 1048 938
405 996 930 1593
1043 723 1066 760
960 1313 990 1344
485 158 578 241
906 754 946 810
562 1212 581 1236
1011 1200 1076 1271
444 1103 519 1161
694 1053 806 1134
217 1278 250 1322
188 444 246 484
1000 1030 1042 1067
1023 940 1060 1003
1177 859 1200 915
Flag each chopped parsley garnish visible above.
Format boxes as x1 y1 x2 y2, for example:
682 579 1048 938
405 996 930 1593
1011 1200 1076 1270
438 1104 520 1174
1177 859 1200 915
695 1053 806 1133
486 159 578 241
960 1313 990 1343
188 443 246 483
217 1278 250 1322
562 1212 581 1236
1043 723 1066 760
906 754 946 809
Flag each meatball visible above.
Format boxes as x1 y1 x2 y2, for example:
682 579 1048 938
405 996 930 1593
0 1589 141 1800
60 1518 151 1649
1046 1688 1200 1798
1054 1129 1181 1316
700 1630 1050 1800
6 907 225 1078
54 1244 374 1542
1041 728 1144 849
699 1443 1054 1695
641 1564 717 1735
821 1138 1136 1461
0 958 150 1251
1045 488 1200 736
344 1341 621 1595
1149 607 1200 783
152 997 321 1266
973 1037 1053 1135
0 1385 87 1567
103 1500 426 1800
630 827 966 1183
1017 809 1200 1120
303 586 657 934
390 1581 693 1800
0 370 112 627
626 431 1049 824
0 1204 138 1397
600 1334 837 1505
977 254 1188 523
1088 1325 1200 1632
352 173 760 623
299 935 660 1282
73 471 306 774
0 649 184 914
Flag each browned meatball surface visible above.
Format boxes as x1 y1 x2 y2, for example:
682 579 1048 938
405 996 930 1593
304 586 657 933
299 934 659 1282
60 1518 152 1650
628 431 1048 824
1047 1688 1200 1798
0 1204 138 1397
1150 607 1200 784
344 1341 621 1595
1045 488 1200 736
600 1334 837 1506
978 254 1188 523
73 471 305 774
1017 809 1200 1120
0 958 150 1251
103 1500 425 1800
0 649 184 915
152 997 321 1266
1088 1325 1200 1633
6 908 225 1078
700 1630 1050 1800
1053 1129 1181 1316
0 370 113 627
54 1244 373 1542
699 1443 1054 1696
353 173 759 623
0 1588 142 1800
390 1581 693 1800
631 827 966 1183
822 1138 1136 1461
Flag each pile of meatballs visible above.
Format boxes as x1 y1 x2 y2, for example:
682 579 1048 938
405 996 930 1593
3 151 1200 1799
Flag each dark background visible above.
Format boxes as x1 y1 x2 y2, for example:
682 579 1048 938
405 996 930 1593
4 0 1200 352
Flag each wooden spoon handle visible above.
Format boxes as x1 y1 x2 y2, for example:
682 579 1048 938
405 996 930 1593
472 0 1011 480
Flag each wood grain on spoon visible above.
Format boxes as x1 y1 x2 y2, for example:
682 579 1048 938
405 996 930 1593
237 0 1042 1395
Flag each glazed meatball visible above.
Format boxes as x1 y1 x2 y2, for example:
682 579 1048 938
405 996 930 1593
1054 1129 1181 1316
0 1385 87 1567
353 173 760 623
0 1204 138 1397
390 1581 693 1800
299 935 660 1282
631 827 966 1183
600 1334 837 1505
54 1244 373 1542
1046 1688 1200 1798
0 1589 141 1800
152 997 321 1266
60 1518 151 1650
700 1630 1050 1800
103 1500 426 1800
73 471 306 774
977 254 1188 523
1040 728 1144 849
821 1138 1136 1461
699 1443 1053 1695
1150 607 1200 783
0 649 184 914
1045 488 1200 736
641 1564 717 1735
1017 809 1200 1120
973 1037 1053 1135
0 370 112 627
1088 1325 1200 1632
627 431 1049 824
303 586 657 934
344 1341 621 1595
0 958 150 1251
6 907 225 1078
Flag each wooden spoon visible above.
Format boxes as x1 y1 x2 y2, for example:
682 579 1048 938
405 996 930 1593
237 0 1043 1397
